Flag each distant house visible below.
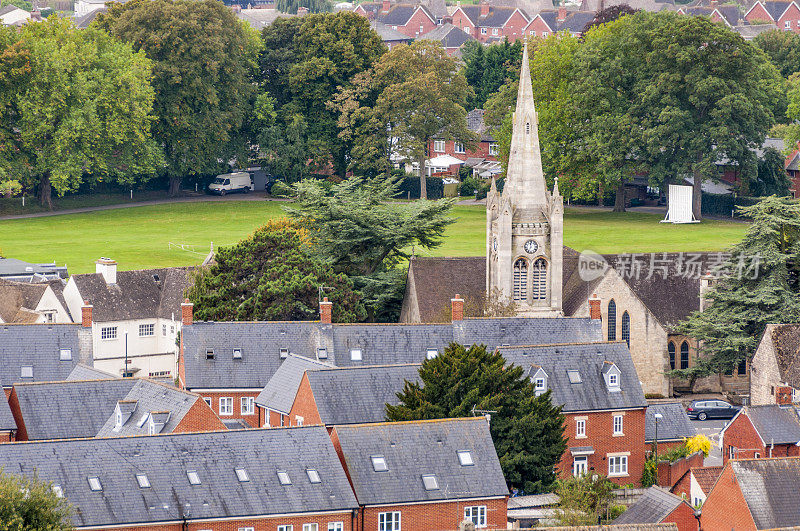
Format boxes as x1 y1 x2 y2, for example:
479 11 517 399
613 486 698 531
0 279 71 324
0 4 30 25
678 5 742 26
750 323 800 405
72 7 106 28
63 258 192 379
671 466 723 508
744 0 800 31
331 417 509 529
646 403 697 453
73 0 112 17
370 20 414 48
354 0 438 39
0 257 67 282
450 3 530 42
720 404 800 463
426 109 498 178
8 377 224 441
523 7 596 38
419 22 474 55
499 341 648 485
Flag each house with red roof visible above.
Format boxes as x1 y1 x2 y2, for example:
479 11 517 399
354 0 438 38
744 0 800 32
451 3 530 42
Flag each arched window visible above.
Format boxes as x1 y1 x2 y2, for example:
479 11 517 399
680 341 689 369
513 258 528 301
531 258 548 300
526 122 530 134
607 300 616 341
621 311 630 348
668 342 676 370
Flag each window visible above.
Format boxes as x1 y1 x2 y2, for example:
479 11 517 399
52 485 63 498
235 468 250 482
433 140 445 152
88 477 102 491
454 142 465 153
44 311 55 323
728 445 736 460
350 348 362 361
277 470 292 485
458 450 474 466
567 370 582 384
613 415 624 435
609 373 618 386
608 455 628 476
203 397 212 407
170 325 175 335
20 366 32 379
754 452 761 458
526 122 530 134
239 528 255 531
206 349 215 360
162 324 167 336
542 31 548 37
426 348 438 360
278 527 294 531
463 26 471 34
139 323 154 337
307 469 321 483
680 341 690 369
621 311 630 347
738 358 747 376
531 258 547 300
573 455 589 476
419 25 423 33
219 397 233 416
464 506 487 528
187 470 201 485
59 348 72 361
786 20 791 28
316 347 327 360
136 473 150 488
241 397 255 415
328 524 344 531
280 347 289 359
607 300 616 340
233 348 243 359
492 28 498 35
576 419 586 437
379 511 401 531
668 342 676 370
489 143 498 156
295 415 304 426
513 258 528 301
534 378 546 391
303 525 318 531
481 27 487 34
529 29 536 36
101 326 117 340
422 474 439 490
371 455 388 472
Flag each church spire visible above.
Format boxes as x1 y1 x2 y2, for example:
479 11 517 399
502 40 547 209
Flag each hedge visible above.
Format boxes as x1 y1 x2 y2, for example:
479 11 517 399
701 192 759 218
394 176 444 199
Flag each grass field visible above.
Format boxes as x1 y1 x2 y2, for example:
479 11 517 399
0 200 749 274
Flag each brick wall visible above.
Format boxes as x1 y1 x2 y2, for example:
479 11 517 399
744 2 772 24
700 465 756 530
523 16 554 38
670 469 692 499
288 373 323 427
502 9 529 41
665 501 699 531
558 409 647 486
451 9 474 36
656 452 704 489
174 397 227 433
397 8 436 38
779 3 800 32
197 391 261 428
360 497 507 530
0 431 12 443
722 412 763 465
6 387 27 441
98 511 356 530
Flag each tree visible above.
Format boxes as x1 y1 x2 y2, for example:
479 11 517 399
462 39 522 110
286 175 454 321
582 4 638 34
0 471 72 530
275 0 331 13
554 474 616 525
187 218 366 322
0 0 31 10
97 0 260 195
748 147 791 197
3 17 161 209
386 344 567 493
371 41 475 199
675 196 800 380
755 29 800 78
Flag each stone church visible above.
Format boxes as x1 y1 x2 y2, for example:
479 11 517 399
400 42 748 398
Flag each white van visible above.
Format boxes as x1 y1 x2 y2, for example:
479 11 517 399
208 172 252 195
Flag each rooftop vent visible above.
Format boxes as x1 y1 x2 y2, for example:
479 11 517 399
152 274 160 282
317 347 328 360
280 348 289 359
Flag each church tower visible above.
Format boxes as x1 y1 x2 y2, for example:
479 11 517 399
486 40 563 316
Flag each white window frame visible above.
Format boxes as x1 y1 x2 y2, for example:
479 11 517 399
350 348 362 361
464 506 487 528
241 396 255 415
378 511 401 531
303 525 318 531
576 418 586 438
426 348 438 359
203 397 212 407
328 524 344 531
219 397 233 416
481 27 487 34
573 455 588 476
162 324 167 336
458 450 474 466
608 455 628 477
101 326 117 340
278 527 294 531
529 29 536 36
787 20 792 28
433 140 445 153
138 323 154 337
613 414 624 436
542 31 548 37
534 378 546 391
488 143 498 156
454 142 465 154
492 28 498 35
609 373 618 386
239 528 255 531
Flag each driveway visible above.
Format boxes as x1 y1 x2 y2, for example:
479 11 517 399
691 418 728 467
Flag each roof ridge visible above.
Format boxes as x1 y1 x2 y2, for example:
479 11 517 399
497 340 624 350
314 363 422 372
334 417 483 429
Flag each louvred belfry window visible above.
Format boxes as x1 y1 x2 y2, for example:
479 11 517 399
513 258 528 301
531 258 547 300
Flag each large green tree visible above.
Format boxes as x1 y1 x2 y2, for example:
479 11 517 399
275 0 330 13
187 218 366 322
97 0 260 195
386 344 567 493
675 196 800 380
0 18 160 209
462 39 522 109
0 471 72 530
755 29 800 78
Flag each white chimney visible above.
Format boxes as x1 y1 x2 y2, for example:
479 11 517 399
96 257 117 284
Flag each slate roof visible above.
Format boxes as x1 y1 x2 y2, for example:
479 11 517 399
255 354 335 414
307 364 421 425
13 378 203 440
535 10 558 30
70 266 192 322
498 342 647 412
730 457 800 529
419 23 473 48
458 4 526 26
0 257 67 280
0 324 85 387
613 486 689 524
373 3 434 25
0 380 15 431
334 417 508 505
734 22 778 39
401 256 487 322
744 405 800 444
370 19 413 41
558 10 595 33
690 466 722 495
66 364 117 381
72 7 105 28
0 427 359 527
767 324 800 389
467 108 495 142
763 0 790 20
645 403 696 442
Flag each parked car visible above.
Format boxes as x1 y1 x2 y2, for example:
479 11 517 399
686 399 741 421
207 172 252 195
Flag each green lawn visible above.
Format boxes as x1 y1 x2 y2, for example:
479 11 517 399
0 201 748 274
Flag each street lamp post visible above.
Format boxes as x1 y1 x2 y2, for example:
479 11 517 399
654 412 663 463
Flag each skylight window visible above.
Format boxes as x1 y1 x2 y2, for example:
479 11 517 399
136 474 151 488
59 349 72 361
233 348 243 360
52 485 63 498
280 348 289 359
277 470 291 485
187 471 201 485
307 469 321 484
20 366 32 379
350 348 362 361
317 348 328 360
88 477 102 491
371 455 388 472
206 349 215 360
235 468 250 482
426 348 438 360
457 450 474 466
422 474 439 491
567 370 582 384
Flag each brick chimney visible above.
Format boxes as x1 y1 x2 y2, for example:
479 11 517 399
181 299 193 326
320 297 332 324
557 6 567 21
451 294 464 321
588 294 601 320
381 0 390 12
95 257 117 284
777 386 793 405
81 301 93 328
480 2 489 16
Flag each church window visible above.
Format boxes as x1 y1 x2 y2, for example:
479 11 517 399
680 341 689 369
668 342 676 370
607 300 616 341
525 122 530 134
621 311 630 348
531 258 547 300
513 258 528 301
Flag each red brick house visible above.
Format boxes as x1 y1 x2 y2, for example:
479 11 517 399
745 0 800 31
331 418 509 530
702 457 800 530
354 0 437 38
450 3 530 43
498 341 648 485
522 8 595 38
427 109 498 176
719 404 800 464
671 466 723 508
678 5 742 27
613 486 699 531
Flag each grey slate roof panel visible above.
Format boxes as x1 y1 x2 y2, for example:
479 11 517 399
66 364 117 381
255 354 334 413
0 258 67 279
499 342 647 412
732 457 800 529
370 20 413 41
764 0 790 20
0 427 359 527
746 405 800 445
645 403 697 442
558 10 594 32
307 364 421 425
0 324 84 387
331 323 453 367
614 486 686 524
334 417 508 505
0 382 15 431
455 317 602 351
377 4 418 25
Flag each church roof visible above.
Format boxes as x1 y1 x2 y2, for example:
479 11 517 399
401 256 486 322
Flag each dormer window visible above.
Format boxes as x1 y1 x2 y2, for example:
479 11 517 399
422 474 439 490
317 348 328 360
351 348 362 361
280 348 289 359
233 348 242 360
530 367 548 396
602 362 621 392
609 373 618 386
426 348 438 360
371 455 388 472
115 408 123 431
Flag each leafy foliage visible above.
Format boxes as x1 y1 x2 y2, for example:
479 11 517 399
685 434 712 457
755 29 800 78
275 0 331 14
554 473 617 525
462 39 522 109
0 0 31 11
386 344 568 493
0 471 72 530
748 147 791 197
582 4 638 33
187 218 366 322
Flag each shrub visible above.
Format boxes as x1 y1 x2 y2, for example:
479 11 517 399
644 393 665 399
607 505 627 520
0 179 22 198
270 181 294 198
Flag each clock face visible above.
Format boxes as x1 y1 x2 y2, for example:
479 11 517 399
524 239 539 254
